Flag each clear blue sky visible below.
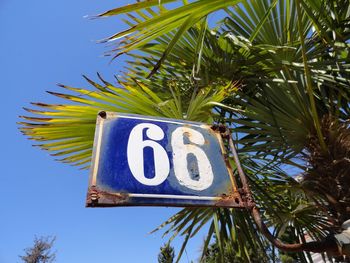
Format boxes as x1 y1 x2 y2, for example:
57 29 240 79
0 1 205 262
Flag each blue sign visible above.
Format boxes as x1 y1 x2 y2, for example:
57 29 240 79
86 112 241 207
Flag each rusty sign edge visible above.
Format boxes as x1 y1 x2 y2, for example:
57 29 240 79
86 111 244 208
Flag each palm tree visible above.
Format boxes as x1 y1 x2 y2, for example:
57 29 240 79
20 0 350 262
158 243 175 263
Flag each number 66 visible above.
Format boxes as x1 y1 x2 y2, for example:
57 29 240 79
127 123 214 191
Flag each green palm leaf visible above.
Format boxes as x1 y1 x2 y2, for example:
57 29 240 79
19 75 229 169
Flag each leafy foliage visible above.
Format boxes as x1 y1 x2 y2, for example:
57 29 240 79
19 236 56 263
20 76 229 169
202 235 277 263
158 243 175 263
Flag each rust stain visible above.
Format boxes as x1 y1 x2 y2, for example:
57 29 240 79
210 124 239 192
214 191 245 208
86 186 128 207
86 185 100 206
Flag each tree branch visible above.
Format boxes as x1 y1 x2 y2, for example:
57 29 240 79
225 126 341 255
250 205 339 254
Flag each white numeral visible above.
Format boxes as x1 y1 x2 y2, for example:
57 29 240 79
127 123 170 186
171 127 214 191
127 123 214 190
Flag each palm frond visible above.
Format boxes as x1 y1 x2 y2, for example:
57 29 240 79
19 76 227 168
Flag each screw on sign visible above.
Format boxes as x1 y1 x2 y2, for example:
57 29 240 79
86 112 243 208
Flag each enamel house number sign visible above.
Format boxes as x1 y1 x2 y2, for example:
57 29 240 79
86 112 242 208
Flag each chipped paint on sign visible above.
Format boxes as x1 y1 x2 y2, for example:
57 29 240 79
86 112 243 208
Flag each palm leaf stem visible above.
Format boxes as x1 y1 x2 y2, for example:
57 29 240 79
295 0 327 152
